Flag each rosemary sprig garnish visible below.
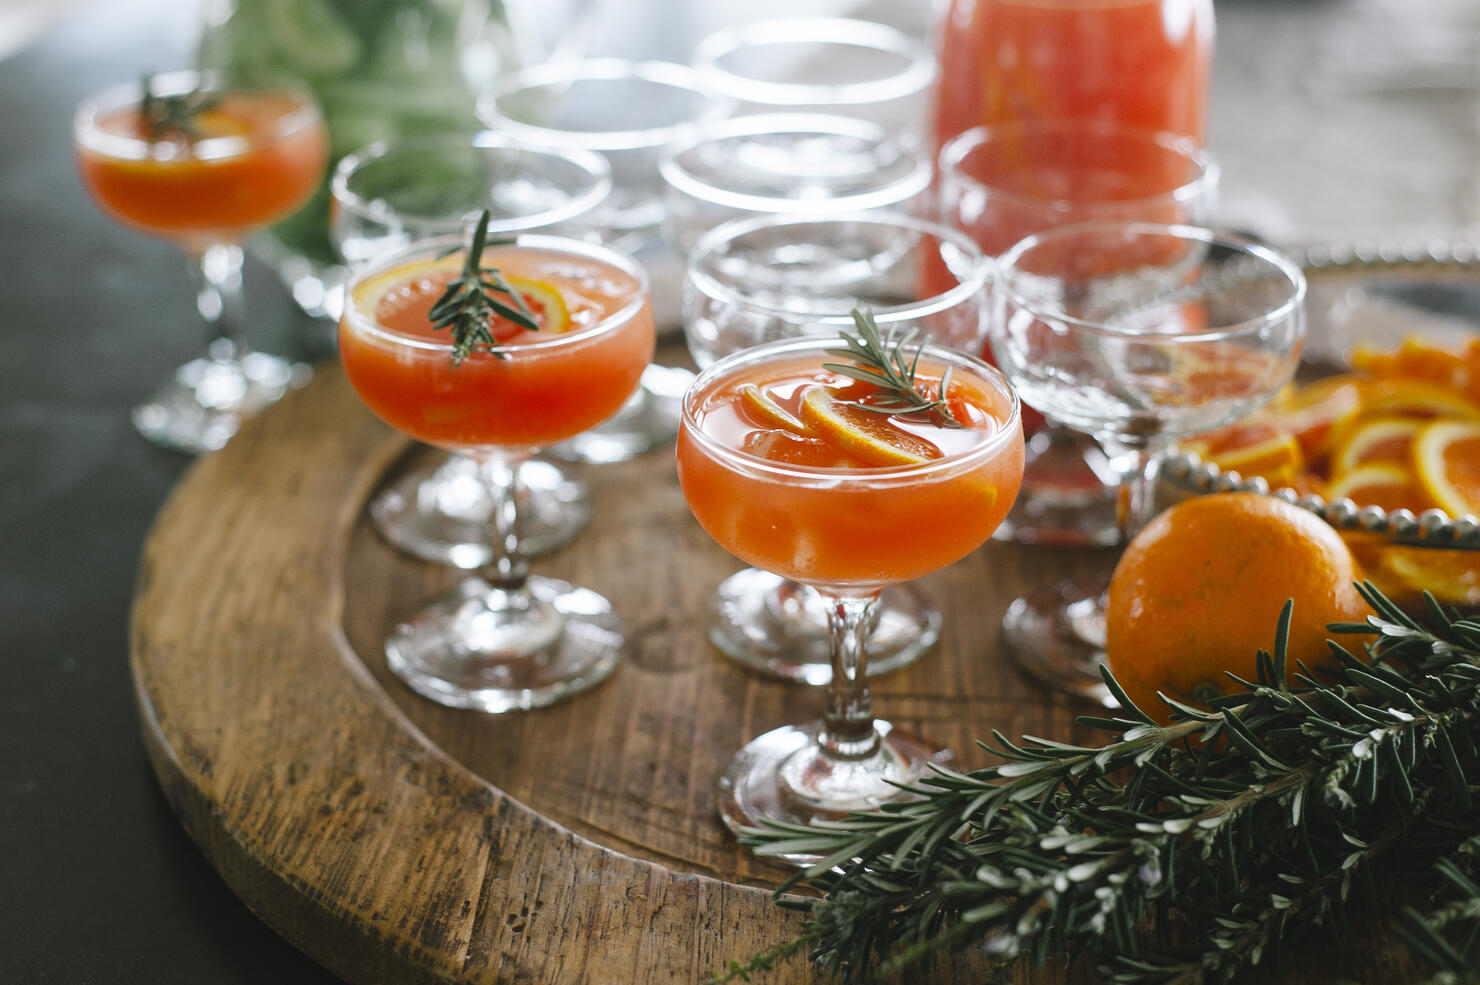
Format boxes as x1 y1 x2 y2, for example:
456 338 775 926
138 74 219 142
719 585 1480 984
427 209 539 365
824 309 963 427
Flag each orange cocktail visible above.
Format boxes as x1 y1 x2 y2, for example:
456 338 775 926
73 71 329 453
338 232 654 715
679 352 1023 590
678 332 1023 858
339 241 654 453
76 76 326 251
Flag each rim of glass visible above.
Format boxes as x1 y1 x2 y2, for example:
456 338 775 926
995 221 1307 342
939 121 1219 213
657 112 932 214
476 58 731 152
681 334 1021 481
73 69 322 163
686 211 989 324
341 232 650 355
330 131 613 233
692 17 937 107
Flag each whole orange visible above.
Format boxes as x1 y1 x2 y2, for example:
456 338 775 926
1105 492 1373 723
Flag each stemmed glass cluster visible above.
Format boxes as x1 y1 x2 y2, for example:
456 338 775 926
82 9 1311 871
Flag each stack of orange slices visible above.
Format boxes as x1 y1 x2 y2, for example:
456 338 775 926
1180 335 1480 518
1178 334 1480 606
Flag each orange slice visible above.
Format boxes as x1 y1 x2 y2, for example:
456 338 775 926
798 386 940 467
739 383 812 436
1325 463 1432 513
358 258 571 343
1331 416 1422 477
1351 336 1471 390
1413 419 1480 517
1359 377 1480 421
1345 539 1480 607
1181 418 1302 483
1273 375 1365 458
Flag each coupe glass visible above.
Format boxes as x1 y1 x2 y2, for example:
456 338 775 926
683 212 990 684
74 70 328 453
339 233 655 711
331 131 612 564
990 222 1305 704
658 112 931 257
937 121 1219 546
692 17 936 139
479 58 728 464
677 335 1023 858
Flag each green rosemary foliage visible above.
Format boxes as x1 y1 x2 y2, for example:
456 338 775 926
427 209 538 365
732 585 1480 984
824 309 963 427
138 74 219 142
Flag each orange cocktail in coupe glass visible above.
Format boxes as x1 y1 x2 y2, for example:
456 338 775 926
339 227 655 712
677 324 1024 858
74 70 328 453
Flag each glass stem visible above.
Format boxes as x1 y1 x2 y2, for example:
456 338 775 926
189 242 248 363
1101 438 1167 544
476 453 531 591
820 591 882 761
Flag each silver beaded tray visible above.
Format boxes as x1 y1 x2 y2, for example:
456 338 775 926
1162 242 1480 552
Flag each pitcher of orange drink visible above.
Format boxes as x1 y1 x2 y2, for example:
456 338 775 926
931 0 1215 548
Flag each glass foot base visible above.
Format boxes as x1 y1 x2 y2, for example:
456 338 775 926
132 352 311 454
370 456 591 566
1001 577 1116 707
717 721 948 866
545 364 693 464
385 575 622 713
709 568 939 685
993 428 1120 548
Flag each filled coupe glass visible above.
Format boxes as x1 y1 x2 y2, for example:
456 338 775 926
339 222 655 711
677 324 1024 856
74 70 328 452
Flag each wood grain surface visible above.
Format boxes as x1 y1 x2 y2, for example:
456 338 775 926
130 342 1424 984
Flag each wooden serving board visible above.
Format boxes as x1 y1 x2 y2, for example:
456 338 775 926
130 348 1420 984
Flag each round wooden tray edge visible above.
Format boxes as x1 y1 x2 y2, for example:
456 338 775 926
127 372 803 984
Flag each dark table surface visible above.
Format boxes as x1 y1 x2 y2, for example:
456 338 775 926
3 0 1477 982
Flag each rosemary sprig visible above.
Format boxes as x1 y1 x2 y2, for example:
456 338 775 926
725 585 1480 984
426 209 539 365
824 309 963 427
138 74 219 142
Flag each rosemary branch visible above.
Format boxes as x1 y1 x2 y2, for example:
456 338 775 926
138 74 219 142
824 309 963 427
427 209 538 364
728 585 1480 984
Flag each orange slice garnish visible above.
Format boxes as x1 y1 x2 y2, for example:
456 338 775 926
739 383 812 437
1331 416 1423 477
357 258 571 343
1358 377 1480 421
798 386 941 467
1325 463 1432 513
1181 417 1302 483
1273 375 1365 458
1413 419 1480 517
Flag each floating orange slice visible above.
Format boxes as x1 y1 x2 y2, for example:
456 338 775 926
798 386 941 467
1331 416 1423 477
359 259 572 343
1413 419 1480 517
739 383 811 436
1351 336 1471 390
1325 463 1432 513
1273 374 1365 458
1181 418 1302 483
